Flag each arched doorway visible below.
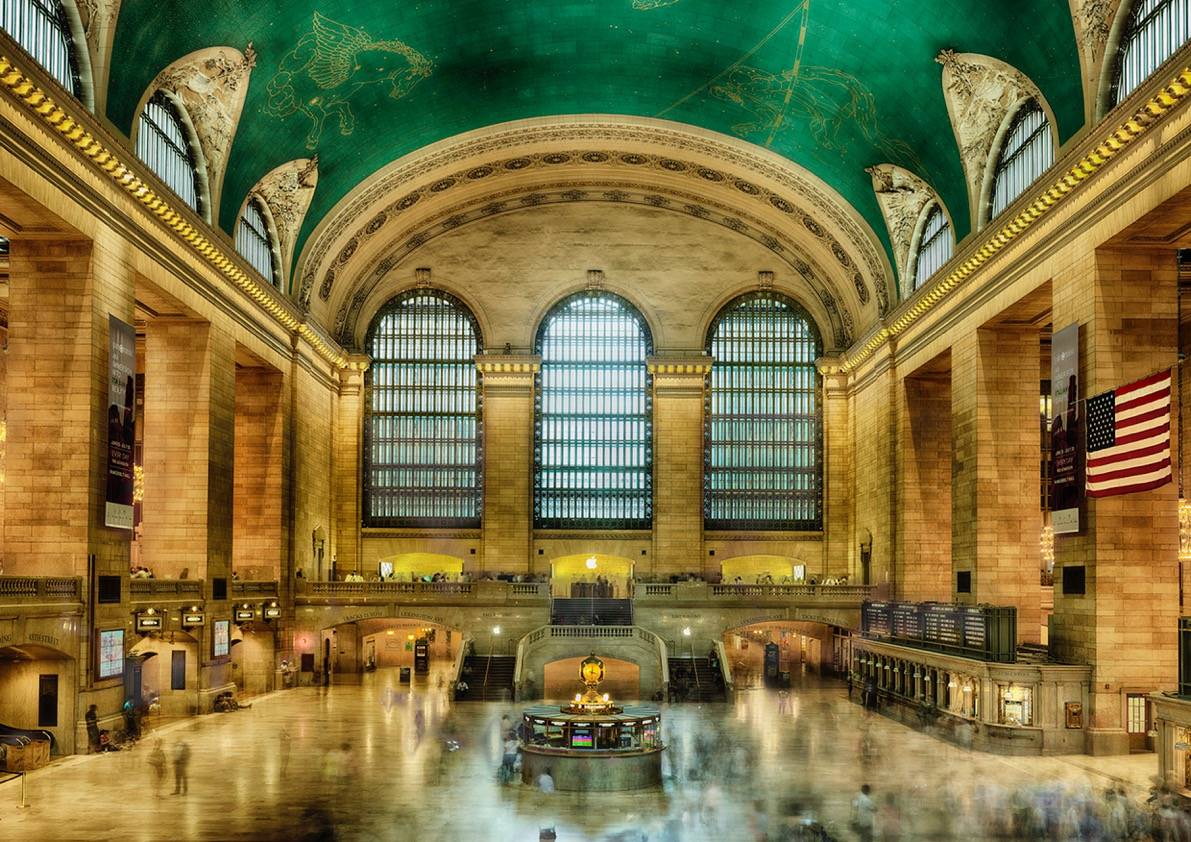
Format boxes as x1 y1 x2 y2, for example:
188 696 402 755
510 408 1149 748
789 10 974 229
374 552 465 582
549 553 634 598
542 656 640 701
719 555 806 585
318 617 463 685
129 632 200 715
722 620 834 688
0 643 75 754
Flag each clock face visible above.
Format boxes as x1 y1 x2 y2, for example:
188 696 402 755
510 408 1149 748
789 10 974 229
581 656 604 684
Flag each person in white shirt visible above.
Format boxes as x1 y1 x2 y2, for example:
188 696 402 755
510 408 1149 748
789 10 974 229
852 783 876 842
537 767 555 793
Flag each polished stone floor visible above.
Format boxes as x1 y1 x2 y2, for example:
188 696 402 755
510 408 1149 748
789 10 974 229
0 667 1162 841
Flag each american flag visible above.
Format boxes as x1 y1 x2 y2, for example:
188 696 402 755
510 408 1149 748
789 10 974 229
1085 370 1172 498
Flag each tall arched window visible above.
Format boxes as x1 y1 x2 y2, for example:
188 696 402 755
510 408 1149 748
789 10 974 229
988 99 1053 221
913 203 953 290
0 0 82 98
236 196 280 287
1112 0 1191 106
534 291 653 529
364 290 483 527
136 91 204 215
705 292 822 530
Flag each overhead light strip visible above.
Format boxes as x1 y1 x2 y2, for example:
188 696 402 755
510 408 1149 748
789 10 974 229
843 66 1191 372
0 53 347 369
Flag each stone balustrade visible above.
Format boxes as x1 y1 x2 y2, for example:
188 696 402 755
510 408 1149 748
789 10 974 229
0 575 82 603
636 582 878 606
295 579 550 606
128 578 204 601
232 580 280 597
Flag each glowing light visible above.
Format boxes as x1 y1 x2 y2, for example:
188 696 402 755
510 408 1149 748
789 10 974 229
1041 525 1054 571
492 625 501 636
585 556 598 570
1181 499 1191 561
682 626 691 637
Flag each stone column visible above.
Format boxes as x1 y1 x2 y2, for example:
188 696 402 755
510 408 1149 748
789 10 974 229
897 361 953 601
233 364 285 578
649 354 712 578
818 356 852 577
141 319 235 583
5 238 105 576
951 326 1042 643
852 343 897 587
1051 247 1179 755
477 353 539 575
333 354 368 576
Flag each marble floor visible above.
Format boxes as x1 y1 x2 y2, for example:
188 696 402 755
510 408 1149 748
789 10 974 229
0 667 1164 841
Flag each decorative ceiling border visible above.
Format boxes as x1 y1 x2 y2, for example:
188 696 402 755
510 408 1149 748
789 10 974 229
333 180 856 351
298 121 892 315
0 50 348 368
842 64 1191 373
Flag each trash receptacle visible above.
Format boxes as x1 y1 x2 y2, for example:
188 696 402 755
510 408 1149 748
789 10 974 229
780 671 791 687
400 667 411 682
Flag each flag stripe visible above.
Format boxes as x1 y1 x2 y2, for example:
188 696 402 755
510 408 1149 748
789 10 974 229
1085 370 1172 498
1087 440 1170 470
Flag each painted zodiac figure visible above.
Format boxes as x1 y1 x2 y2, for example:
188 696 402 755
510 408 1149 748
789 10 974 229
265 13 433 150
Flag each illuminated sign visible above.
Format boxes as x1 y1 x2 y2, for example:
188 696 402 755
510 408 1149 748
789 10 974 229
262 605 282 620
182 612 205 627
234 608 256 622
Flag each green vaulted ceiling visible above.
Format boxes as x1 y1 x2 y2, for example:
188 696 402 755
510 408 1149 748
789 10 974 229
105 0 1084 278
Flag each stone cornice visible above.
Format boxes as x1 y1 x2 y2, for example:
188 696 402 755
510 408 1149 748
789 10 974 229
647 353 713 376
842 60 1191 373
0 44 349 369
475 352 541 375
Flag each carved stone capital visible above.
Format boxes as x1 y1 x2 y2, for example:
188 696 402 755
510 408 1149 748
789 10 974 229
649 353 712 396
816 355 849 391
476 352 540 394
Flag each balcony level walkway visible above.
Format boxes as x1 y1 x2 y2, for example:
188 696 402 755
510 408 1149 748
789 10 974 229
0 669 1158 840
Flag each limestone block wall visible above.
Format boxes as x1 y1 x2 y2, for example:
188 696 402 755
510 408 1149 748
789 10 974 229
897 366 952 602
233 365 284 578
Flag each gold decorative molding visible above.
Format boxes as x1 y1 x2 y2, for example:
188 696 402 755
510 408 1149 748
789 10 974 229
474 352 541 375
842 65 1191 374
647 354 713 376
0 50 348 369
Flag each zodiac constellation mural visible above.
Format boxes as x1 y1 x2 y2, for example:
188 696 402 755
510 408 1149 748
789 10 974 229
659 0 923 175
265 13 433 150
632 0 681 8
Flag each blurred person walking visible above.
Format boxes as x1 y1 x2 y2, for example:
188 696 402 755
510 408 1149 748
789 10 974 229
851 784 876 842
148 739 166 796
172 741 191 795
85 703 100 753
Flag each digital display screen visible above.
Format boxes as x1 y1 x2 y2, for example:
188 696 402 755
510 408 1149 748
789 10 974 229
98 629 124 679
570 730 593 748
213 619 230 657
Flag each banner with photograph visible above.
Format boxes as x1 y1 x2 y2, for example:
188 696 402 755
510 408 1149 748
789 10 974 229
1050 323 1082 534
104 316 136 529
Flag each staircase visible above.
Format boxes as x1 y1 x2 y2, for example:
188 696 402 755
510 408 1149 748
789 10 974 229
550 598 633 626
668 657 727 702
455 655 516 701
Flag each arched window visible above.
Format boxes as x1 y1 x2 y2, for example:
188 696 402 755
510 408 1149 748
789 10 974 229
913 203 953 289
534 291 653 529
0 0 82 98
235 196 280 287
1113 0 1191 106
988 99 1053 221
363 290 483 527
705 292 822 530
136 91 203 215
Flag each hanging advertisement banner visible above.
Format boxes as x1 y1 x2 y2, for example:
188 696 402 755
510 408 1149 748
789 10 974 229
104 315 136 529
1051 323 1082 534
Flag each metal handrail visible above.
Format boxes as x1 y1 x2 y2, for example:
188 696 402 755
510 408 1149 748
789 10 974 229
0 769 29 808
715 639 734 695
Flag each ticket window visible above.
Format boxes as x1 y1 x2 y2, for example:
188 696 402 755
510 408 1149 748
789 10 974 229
998 684 1033 726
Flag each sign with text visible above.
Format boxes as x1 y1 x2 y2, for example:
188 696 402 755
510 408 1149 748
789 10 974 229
104 315 136 529
1050 323 1082 534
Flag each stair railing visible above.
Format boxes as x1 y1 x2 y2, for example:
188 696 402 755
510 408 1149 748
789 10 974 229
451 636 472 697
715 639 734 698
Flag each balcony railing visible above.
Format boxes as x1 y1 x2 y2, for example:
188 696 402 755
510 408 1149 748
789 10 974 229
0 576 81 603
128 579 203 600
232 580 279 597
295 580 550 604
636 582 878 604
